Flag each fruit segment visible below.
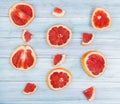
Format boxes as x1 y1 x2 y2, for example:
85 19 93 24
53 54 66 67
82 33 94 46
23 83 38 95
53 7 65 17
83 86 96 101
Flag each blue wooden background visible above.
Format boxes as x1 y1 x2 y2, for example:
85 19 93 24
0 0 120 104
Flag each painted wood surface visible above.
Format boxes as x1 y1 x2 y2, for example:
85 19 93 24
0 0 120 104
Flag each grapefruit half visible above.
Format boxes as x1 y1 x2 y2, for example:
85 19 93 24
10 45 37 71
92 8 112 30
81 51 106 78
46 24 72 48
9 3 35 28
46 68 72 91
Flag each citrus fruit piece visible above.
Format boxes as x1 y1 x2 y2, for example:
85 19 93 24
53 7 65 17
83 86 96 101
23 83 38 95
46 25 72 48
9 3 35 28
53 54 66 67
10 45 37 70
22 30 32 43
81 51 106 78
82 33 95 46
46 68 72 91
92 8 112 30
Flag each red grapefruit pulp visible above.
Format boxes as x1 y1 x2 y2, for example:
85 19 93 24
47 25 72 48
10 45 36 70
22 30 32 43
9 3 35 27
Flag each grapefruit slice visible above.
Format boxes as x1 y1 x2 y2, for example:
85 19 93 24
9 3 35 28
46 25 72 48
53 7 65 17
46 68 72 91
83 86 96 101
22 30 33 43
23 83 38 95
81 51 106 78
53 54 66 67
92 8 112 30
82 33 95 46
10 45 37 70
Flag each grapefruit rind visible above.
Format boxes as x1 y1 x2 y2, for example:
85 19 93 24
23 85 38 95
82 34 95 46
10 45 37 71
83 86 96 101
92 8 112 30
46 24 72 48
81 51 106 78
52 8 65 17
9 2 35 28
54 54 66 67
46 68 72 91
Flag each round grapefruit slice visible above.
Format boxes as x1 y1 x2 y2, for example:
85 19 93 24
53 7 65 17
81 51 106 78
83 86 96 101
46 25 72 48
9 3 35 28
10 45 37 70
53 54 66 67
82 33 95 46
46 68 72 91
22 30 33 43
92 8 111 30
23 83 38 95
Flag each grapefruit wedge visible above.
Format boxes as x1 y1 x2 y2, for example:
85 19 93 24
46 68 72 91
46 24 72 48
82 33 95 46
9 3 35 28
23 83 38 95
81 51 106 78
53 54 66 67
10 45 37 70
22 30 33 43
83 86 96 101
53 7 65 17
92 8 112 30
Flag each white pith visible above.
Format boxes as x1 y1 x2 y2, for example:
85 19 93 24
53 10 65 17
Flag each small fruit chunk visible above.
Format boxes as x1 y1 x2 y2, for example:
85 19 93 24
53 54 66 67
81 51 106 78
82 33 94 46
46 24 72 48
83 86 96 101
46 68 72 91
9 3 35 28
92 8 112 30
22 30 32 43
53 7 65 17
10 45 37 70
23 83 38 95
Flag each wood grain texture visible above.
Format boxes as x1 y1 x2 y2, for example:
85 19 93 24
0 0 120 104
